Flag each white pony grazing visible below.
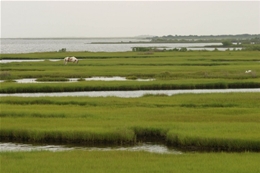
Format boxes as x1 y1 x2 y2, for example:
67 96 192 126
64 57 79 65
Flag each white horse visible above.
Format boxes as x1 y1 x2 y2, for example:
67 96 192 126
64 57 79 65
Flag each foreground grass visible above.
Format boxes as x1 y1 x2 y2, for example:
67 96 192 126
1 151 259 173
1 93 260 151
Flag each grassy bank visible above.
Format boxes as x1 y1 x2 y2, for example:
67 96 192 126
1 151 259 173
1 79 260 93
1 93 260 151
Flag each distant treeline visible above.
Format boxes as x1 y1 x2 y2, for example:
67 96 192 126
151 34 260 43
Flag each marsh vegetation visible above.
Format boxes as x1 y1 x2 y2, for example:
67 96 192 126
0 51 259 93
1 51 260 173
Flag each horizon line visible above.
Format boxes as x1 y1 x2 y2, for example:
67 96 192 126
1 33 259 39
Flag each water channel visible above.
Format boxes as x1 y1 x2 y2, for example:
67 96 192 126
1 88 259 98
0 142 182 154
9 77 153 83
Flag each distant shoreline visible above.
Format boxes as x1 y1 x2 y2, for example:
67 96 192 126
0 37 142 40
90 41 222 44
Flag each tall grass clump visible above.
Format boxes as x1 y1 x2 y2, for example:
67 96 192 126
131 126 168 142
166 131 260 152
0 128 136 145
228 82 260 88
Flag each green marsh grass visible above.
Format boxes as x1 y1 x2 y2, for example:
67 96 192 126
0 51 260 93
1 51 260 151
0 52 260 79
36 77 69 82
1 93 260 151
0 79 260 93
1 50 260 173
1 151 260 173
1 51 259 92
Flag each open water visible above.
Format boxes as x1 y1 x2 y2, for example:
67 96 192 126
1 89 259 98
0 38 223 53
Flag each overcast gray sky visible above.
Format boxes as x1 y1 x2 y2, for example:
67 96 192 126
1 1 259 38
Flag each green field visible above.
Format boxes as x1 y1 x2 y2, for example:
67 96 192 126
1 51 260 172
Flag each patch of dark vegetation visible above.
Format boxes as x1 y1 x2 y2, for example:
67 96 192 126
1 81 260 93
0 99 96 107
117 63 229 66
143 93 168 97
126 76 138 80
77 77 85 81
36 77 69 82
180 103 237 108
0 129 135 146
211 59 260 62
31 113 66 118
0 71 12 80
0 112 66 118
166 134 260 152
4 69 45 71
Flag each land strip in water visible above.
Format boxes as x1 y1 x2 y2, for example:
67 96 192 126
1 93 259 152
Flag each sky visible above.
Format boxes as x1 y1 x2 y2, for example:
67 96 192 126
1 0 259 38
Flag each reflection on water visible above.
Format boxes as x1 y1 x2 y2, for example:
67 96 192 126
85 76 127 81
8 77 154 83
0 59 45 63
0 59 63 64
15 78 40 83
1 89 259 98
0 142 182 154
0 142 73 152
13 78 78 83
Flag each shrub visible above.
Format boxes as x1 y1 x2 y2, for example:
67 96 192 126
222 40 232 47
59 48 66 52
